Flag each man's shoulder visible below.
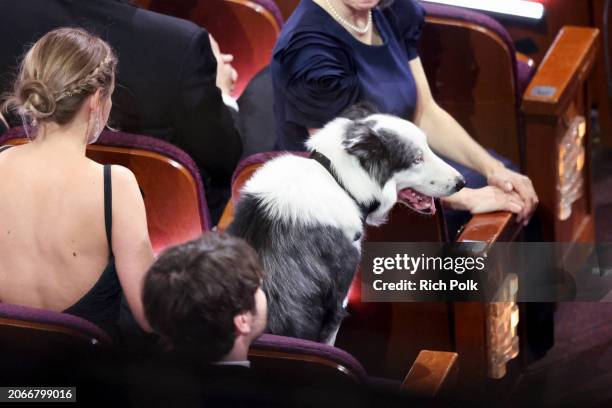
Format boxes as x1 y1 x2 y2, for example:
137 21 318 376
130 6 206 45
0 0 207 52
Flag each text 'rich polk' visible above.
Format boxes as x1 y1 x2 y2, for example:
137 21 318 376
373 279 479 292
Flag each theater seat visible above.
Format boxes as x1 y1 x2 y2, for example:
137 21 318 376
0 302 111 346
0 127 210 254
250 333 459 399
218 152 524 398
275 0 300 21
145 0 282 97
421 3 536 105
419 3 600 243
0 302 111 385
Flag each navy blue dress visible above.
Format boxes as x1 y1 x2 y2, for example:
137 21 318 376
271 0 515 237
272 0 423 151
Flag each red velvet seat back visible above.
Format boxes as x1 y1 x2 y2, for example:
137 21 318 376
418 3 535 166
251 333 368 384
147 0 282 97
0 302 111 385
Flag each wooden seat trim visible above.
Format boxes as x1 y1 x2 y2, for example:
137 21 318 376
248 348 362 382
0 316 111 345
229 0 281 34
401 350 459 398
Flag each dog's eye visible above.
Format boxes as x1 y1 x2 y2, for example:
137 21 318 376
414 155 424 164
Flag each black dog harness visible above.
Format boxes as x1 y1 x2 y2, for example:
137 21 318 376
309 150 380 232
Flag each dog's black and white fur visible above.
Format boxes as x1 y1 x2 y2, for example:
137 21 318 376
228 105 465 343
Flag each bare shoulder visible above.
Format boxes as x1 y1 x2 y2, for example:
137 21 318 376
85 160 138 187
105 165 148 225
108 164 138 184
106 165 141 199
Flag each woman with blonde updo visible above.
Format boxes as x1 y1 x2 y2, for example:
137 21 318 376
0 28 153 332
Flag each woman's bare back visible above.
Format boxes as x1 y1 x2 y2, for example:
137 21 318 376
0 142 111 312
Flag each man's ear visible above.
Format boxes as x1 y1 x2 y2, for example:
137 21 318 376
234 312 252 336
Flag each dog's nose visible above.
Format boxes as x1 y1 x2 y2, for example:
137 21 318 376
454 177 466 192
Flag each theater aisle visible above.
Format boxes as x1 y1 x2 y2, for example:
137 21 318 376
509 143 612 407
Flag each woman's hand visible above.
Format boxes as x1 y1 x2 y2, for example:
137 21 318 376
486 165 538 224
209 34 237 95
442 186 525 216
410 57 538 225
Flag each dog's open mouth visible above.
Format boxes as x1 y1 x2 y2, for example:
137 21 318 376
398 188 436 215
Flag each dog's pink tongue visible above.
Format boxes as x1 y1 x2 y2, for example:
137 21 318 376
398 188 436 215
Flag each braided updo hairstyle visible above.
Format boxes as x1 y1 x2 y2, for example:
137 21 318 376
2 27 117 133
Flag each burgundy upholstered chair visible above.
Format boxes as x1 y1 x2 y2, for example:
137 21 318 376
0 302 119 393
251 333 368 383
0 127 210 254
0 302 111 346
145 0 283 97
250 333 458 398
275 0 300 21
419 2 600 243
0 302 109 378
252 0 284 27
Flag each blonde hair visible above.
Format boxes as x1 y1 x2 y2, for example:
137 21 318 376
2 27 117 128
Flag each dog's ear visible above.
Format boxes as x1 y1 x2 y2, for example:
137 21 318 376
343 119 422 186
340 101 379 121
342 119 388 163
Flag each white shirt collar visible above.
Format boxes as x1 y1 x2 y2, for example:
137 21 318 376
214 360 251 368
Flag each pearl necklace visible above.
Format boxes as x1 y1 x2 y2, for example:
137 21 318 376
324 0 372 35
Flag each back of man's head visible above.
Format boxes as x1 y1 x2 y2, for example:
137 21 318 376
143 232 266 363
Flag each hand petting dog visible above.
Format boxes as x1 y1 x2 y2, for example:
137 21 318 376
443 185 525 215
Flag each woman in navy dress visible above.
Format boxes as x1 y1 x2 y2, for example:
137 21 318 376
271 0 538 235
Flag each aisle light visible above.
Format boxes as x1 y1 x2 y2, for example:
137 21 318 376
557 116 586 221
422 0 545 20
487 274 520 379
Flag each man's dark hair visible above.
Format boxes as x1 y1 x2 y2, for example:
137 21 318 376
143 232 265 363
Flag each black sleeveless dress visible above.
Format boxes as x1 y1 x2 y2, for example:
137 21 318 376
63 164 122 327
0 145 122 328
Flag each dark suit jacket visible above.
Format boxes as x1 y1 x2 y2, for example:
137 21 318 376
0 0 242 214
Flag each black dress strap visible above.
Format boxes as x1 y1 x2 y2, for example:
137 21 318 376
0 145 13 153
63 163 121 330
103 164 113 251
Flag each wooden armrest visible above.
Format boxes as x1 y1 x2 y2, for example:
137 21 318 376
523 26 599 116
401 350 458 398
457 212 522 243
216 200 234 232
0 316 113 346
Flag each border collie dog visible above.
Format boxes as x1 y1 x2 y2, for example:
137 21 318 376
228 105 465 343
